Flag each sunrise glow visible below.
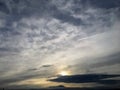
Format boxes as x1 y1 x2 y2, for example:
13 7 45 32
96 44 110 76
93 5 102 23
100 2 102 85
59 71 70 76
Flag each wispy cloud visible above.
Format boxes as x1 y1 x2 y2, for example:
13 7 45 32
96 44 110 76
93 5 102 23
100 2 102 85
0 0 120 88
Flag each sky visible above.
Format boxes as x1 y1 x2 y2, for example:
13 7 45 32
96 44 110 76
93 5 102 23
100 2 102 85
0 0 120 89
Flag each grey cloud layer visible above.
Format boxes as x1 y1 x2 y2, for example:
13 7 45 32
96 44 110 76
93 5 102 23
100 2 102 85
0 0 120 88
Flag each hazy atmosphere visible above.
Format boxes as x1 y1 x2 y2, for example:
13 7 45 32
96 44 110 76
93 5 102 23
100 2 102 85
0 0 120 89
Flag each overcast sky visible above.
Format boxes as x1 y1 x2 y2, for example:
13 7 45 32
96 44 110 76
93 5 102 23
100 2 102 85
0 0 120 89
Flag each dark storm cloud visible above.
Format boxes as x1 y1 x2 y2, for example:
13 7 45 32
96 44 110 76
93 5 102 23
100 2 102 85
49 74 120 86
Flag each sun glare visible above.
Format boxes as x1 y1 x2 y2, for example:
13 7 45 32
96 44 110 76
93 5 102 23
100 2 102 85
59 71 70 76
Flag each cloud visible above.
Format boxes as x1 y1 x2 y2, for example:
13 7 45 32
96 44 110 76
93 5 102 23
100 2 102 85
0 0 120 88
0 0 9 14
53 10 84 26
42 64 53 68
87 0 120 9
48 85 65 89
0 74 39 86
49 74 120 87
90 52 120 68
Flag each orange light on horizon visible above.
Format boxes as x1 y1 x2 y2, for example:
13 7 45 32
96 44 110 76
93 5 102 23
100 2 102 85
59 71 71 76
